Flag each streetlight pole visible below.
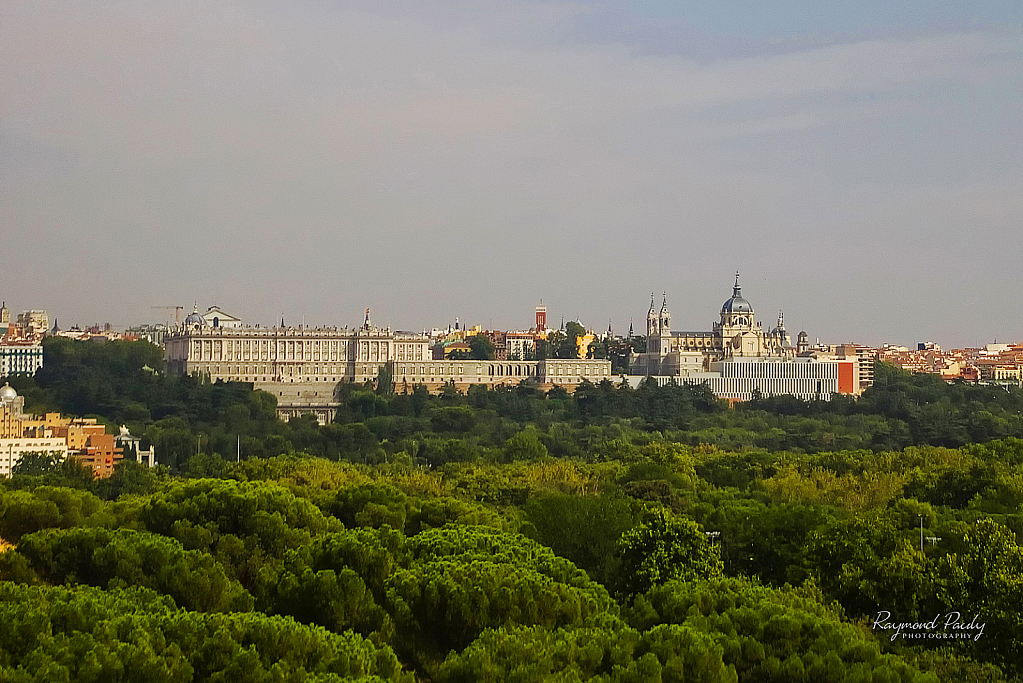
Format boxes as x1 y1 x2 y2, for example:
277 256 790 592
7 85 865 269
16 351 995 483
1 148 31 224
705 531 723 571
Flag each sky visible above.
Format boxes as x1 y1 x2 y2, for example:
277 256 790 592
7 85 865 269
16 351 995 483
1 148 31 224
2 0 1021 348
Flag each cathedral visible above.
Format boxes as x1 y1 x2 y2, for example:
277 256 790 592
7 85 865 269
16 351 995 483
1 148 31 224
631 273 805 377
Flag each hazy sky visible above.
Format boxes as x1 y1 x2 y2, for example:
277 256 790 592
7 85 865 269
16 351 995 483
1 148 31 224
2 1 1021 347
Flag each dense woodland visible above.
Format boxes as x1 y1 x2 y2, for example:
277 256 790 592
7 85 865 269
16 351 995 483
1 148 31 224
1 336 1022 681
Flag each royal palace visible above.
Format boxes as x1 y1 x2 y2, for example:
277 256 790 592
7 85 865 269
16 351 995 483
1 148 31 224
164 305 611 423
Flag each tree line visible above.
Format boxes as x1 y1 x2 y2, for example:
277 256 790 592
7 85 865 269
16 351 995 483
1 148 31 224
2 338 1023 679
8 338 1023 478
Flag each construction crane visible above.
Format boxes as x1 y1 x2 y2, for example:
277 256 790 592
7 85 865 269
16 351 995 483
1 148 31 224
151 305 184 323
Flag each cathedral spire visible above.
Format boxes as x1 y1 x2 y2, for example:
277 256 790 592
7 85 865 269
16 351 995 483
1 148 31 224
646 293 658 337
733 271 741 297
658 291 671 336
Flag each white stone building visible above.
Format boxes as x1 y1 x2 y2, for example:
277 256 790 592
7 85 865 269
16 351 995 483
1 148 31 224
166 307 429 385
629 274 858 399
633 357 857 401
0 343 44 377
633 273 793 376
15 310 48 337
164 307 611 423
0 384 68 477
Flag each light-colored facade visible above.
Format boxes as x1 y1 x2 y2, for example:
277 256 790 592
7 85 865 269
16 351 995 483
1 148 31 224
634 358 856 401
164 308 612 423
629 275 858 400
15 310 48 337
0 382 122 477
632 274 793 376
200 305 243 329
115 425 155 467
0 343 44 377
0 437 69 477
976 361 1022 381
165 313 431 385
267 358 612 424
390 357 609 390
125 324 169 346
849 346 876 389
1 383 70 478
165 309 609 389
809 344 877 391
505 332 536 360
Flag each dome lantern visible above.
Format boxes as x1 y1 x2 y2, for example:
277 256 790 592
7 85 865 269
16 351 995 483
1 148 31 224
183 303 204 327
720 272 754 316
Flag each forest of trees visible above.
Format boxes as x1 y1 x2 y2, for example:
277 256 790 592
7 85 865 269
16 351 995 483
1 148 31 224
1 336 1022 681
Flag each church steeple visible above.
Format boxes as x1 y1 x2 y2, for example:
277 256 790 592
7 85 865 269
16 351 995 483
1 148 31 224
646 293 657 337
658 292 671 335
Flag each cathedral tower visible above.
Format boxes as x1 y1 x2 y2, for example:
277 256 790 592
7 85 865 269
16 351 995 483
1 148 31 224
646 294 657 338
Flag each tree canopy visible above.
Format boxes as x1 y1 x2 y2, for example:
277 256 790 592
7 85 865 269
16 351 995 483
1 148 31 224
1 340 1020 680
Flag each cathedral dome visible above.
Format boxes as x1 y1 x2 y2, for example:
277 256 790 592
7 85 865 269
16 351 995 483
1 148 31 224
184 304 204 326
0 383 17 401
721 273 753 315
769 312 787 337
721 295 753 314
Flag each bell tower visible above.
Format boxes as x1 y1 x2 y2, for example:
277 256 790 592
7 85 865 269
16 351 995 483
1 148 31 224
646 294 657 338
658 293 672 359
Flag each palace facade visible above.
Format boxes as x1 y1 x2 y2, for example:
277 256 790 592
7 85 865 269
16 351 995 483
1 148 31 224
165 308 431 385
163 308 612 423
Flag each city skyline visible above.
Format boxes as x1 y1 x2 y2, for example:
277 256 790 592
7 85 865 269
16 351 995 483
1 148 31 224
9 281 1023 353
2 1 1021 348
